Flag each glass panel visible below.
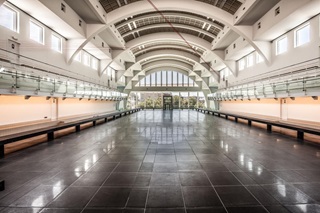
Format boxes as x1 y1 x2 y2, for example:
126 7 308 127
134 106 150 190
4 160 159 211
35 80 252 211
247 53 254 67
167 71 172 86
189 92 197 109
145 75 151 86
296 24 310 47
183 75 189 87
156 72 161 86
239 58 246 70
151 73 156 86
51 34 62 53
91 58 98 70
0 4 17 32
82 52 90 66
276 36 288 55
178 73 183 86
172 71 178 86
162 71 166 86
30 21 44 44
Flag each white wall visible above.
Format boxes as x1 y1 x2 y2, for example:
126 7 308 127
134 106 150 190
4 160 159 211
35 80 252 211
0 95 52 125
58 98 116 118
0 2 115 86
0 95 116 125
220 99 281 117
222 15 320 86
220 97 320 122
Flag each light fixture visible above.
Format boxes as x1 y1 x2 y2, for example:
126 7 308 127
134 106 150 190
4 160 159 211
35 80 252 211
312 96 318 100
0 67 4 73
25 95 31 100
290 97 295 100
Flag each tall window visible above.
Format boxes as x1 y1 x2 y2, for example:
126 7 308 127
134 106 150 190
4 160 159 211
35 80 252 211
238 58 246 71
82 51 90 66
295 23 310 47
30 21 44 44
256 52 264 63
247 53 254 67
51 34 62 53
0 4 18 32
276 36 287 55
91 58 98 70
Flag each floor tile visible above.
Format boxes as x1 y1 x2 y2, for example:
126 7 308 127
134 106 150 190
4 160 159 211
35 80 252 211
215 186 260 207
182 186 223 207
179 172 211 186
147 186 184 208
87 187 131 207
48 186 97 208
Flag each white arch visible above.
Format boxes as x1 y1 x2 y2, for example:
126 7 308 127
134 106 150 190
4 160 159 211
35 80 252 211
122 23 216 39
107 0 271 63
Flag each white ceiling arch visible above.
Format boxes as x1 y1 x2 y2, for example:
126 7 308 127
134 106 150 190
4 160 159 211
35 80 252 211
105 0 271 63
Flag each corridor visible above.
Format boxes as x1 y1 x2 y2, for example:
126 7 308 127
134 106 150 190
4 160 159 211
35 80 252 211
0 110 319 213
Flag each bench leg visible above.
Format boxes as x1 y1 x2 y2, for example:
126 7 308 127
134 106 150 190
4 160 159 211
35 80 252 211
0 180 4 191
225 115 228 119
76 125 81 132
248 120 252 126
297 131 304 140
113 115 116 120
48 132 54 141
104 118 108 123
93 121 96 126
267 124 272 133
0 145 4 158
235 117 238 123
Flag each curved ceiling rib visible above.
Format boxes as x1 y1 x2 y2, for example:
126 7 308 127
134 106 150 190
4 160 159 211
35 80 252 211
100 0 242 15
121 23 217 41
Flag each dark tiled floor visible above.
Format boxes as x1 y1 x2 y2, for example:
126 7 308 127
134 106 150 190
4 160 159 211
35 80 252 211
0 110 320 212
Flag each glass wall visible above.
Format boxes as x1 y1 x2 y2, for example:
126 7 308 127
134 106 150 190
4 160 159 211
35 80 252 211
138 71 198 87
128 92 207 109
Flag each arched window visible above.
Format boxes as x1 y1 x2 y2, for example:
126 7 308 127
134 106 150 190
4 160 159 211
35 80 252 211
137 71 198 87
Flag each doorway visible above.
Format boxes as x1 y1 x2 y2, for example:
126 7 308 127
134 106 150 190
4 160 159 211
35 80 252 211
163 95 173 110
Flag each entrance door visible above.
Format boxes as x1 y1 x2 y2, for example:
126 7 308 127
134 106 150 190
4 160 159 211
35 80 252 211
280 98 288 120
163 96 173 110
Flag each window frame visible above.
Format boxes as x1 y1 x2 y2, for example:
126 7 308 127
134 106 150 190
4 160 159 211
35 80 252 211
256 52 264 64
246 53 254 67
238 58 246 71
51 33 62 53
91 57 99 70
295 23 310 47
29 20 45 44
0 3 19 32
82 51 91 67
276 35 288 55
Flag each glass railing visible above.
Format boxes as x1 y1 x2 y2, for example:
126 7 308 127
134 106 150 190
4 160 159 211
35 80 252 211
0 68 128 100
208 74 320 100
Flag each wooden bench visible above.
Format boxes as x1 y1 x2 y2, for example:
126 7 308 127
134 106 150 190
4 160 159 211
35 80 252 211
0 108 141 158
195 108 320 141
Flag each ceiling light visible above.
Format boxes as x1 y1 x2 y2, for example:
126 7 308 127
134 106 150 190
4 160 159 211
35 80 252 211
0 67 4 73
128 23 132 30
133 21 137 29
202 23 206 29
207 24 211 31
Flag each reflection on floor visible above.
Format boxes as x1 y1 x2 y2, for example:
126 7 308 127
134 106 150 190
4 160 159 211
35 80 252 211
0 110 319 213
